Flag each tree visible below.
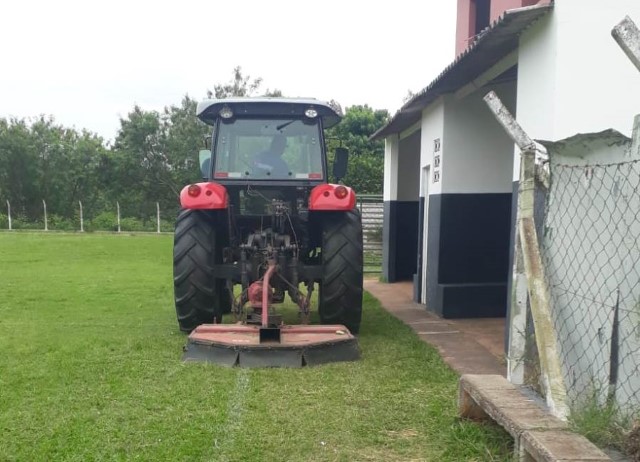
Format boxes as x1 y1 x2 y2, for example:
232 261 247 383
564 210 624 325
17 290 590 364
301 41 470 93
0 66 392 227
207 66 282 99
403 89 415 103
325 105 389 194
0 116 107 222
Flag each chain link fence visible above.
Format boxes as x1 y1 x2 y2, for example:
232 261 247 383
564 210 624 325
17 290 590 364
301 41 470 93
541 147 640 416
1 195 384 273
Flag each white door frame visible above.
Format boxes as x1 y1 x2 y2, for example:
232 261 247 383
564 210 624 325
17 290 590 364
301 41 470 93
420 166 430 305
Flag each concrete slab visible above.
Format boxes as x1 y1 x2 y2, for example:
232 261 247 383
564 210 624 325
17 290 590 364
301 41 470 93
365 279 506 376
520 430 611 461
460 375 567 440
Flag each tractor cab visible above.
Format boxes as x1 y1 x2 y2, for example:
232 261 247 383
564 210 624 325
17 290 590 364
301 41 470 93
196 98 347 185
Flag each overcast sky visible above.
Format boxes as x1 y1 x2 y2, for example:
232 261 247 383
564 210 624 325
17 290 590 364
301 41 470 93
1 0 457 142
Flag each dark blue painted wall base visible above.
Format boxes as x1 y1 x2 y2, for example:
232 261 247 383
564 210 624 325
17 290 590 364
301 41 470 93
382 200 419 283
426 192 512 319
414 196 426 302
436 283 507 318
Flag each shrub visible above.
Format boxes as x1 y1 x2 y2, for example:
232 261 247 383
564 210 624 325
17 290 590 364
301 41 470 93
12 217 41 230
48 214 76 231
160 219 174 233
91 212 118 232
119 217 146 232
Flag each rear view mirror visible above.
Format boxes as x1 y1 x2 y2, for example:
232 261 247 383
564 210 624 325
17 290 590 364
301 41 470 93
199 149 211 180
333 147 349 181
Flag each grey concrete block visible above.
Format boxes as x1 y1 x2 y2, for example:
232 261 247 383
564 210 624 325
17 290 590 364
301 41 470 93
520 430 611 461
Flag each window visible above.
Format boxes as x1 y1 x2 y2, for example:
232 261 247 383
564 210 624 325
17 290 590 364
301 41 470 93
214 118 323 180
474 0 491 35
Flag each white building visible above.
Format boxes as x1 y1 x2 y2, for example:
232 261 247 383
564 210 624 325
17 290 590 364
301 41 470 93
374 0 640 319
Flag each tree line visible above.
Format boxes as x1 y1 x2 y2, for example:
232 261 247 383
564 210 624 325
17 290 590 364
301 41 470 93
0 67 388 230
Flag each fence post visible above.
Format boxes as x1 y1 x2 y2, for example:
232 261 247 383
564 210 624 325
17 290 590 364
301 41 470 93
79 201 84 232
156 202 161 233
484 91 569 419
6 200 11 230
116 202 121 233
43 200 48 231
612 16 640 73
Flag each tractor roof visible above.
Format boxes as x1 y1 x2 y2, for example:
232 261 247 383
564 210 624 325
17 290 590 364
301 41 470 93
196 97 343 128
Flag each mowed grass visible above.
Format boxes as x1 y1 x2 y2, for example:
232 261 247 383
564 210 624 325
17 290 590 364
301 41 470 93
0 233 513 461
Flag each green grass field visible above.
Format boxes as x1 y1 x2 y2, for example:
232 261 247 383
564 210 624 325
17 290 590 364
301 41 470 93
0 233 512 461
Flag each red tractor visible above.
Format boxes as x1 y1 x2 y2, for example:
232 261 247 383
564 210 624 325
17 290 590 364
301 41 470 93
173 98 363 367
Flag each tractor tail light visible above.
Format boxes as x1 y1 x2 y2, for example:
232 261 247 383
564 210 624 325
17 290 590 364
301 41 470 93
309 184 356 210
334 186 348 199
187 184 202 197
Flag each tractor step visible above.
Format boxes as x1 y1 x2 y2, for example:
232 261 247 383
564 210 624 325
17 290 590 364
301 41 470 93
183 324 360 368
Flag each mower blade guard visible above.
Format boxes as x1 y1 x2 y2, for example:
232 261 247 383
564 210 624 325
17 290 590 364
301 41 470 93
182 324 360 368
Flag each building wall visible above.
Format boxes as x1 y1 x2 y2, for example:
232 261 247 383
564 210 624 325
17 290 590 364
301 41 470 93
382 130 421 283
383 135 399 202
456 0 477 56
516 0 640 179
416 101 446 302
442 82 516 194
419 99 446 195
491 0 540 22
398 131 421 201
455 0 544 55
419 81 517 317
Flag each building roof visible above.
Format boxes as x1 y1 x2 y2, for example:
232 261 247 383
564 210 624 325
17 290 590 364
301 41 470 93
371 3 553 140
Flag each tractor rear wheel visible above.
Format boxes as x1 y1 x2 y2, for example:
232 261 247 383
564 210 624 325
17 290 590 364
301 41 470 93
318 210 363 334
173 209 230 333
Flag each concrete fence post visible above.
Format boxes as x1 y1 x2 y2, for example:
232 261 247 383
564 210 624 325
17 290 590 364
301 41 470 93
116 202 121 233
43 200 48 231
79 201 84 232
156 202 161 234
484 91 569 420
6 200 12 230
612 15 640 73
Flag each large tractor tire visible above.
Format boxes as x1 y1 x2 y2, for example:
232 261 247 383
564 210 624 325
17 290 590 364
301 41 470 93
173 209 230 333
318 210 363 334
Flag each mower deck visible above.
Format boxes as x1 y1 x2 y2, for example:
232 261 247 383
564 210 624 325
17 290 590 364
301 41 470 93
183 324 360 367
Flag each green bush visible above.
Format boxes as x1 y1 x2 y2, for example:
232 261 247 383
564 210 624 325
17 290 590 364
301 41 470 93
119 217 146 232
12 217 42 230
160 219 174 233
90 212 118 232
48 214 76 231
0 213 8 229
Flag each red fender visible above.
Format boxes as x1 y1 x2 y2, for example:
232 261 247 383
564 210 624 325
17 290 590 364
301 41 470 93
309 184 356 211
179 182 228 209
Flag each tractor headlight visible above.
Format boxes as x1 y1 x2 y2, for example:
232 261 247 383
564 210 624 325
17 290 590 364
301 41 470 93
304 108 318 119
219 106 234 119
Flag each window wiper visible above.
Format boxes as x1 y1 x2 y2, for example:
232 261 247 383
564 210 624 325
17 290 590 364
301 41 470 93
276 120 295 131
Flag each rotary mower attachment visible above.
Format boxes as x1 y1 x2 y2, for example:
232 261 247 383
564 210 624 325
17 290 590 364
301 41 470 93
183 261 360 368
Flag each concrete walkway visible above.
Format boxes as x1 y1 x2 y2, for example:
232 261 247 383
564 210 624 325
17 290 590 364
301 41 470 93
364 280 634 461
364 279 507 377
